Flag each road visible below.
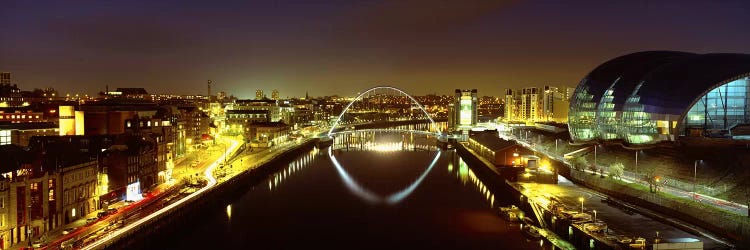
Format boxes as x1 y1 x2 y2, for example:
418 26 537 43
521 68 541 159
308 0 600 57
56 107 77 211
80 137 241 249
74 136 312 250
18 140 230 250
501 132 749 217
516 178 733 249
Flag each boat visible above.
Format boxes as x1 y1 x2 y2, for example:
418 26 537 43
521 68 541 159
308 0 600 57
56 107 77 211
498 205 521 222
521 225 542 239
583 222 607 233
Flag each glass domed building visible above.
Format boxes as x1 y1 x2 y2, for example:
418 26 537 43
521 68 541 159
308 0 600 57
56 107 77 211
569 51 750 146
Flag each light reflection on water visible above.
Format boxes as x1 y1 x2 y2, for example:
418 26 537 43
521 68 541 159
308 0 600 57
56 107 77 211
155 131 550 249
269 147 319 191
328 145 441 204
226 204 232 221
452 157 495 208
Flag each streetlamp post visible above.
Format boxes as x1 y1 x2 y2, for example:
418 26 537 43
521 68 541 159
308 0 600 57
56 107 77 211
634 150 639 176
27 204 31 247
694 160 701 199
593 210 597 222
594 144 599 171
222 140 228 166
579 197 584 213
555 139 558 153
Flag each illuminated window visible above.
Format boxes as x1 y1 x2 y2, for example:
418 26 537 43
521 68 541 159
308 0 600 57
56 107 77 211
0 130 10 145
684 77 749 134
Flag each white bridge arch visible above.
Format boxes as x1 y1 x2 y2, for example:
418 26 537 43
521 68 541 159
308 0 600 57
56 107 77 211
326 86 440 137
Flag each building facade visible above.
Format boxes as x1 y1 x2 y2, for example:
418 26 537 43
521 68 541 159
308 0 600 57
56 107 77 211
59 161 98 224
451 89 477 131
569 51 750 146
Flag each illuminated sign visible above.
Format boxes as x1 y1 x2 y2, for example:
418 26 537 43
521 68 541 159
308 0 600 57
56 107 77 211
460 97 472 125
126 181 142 201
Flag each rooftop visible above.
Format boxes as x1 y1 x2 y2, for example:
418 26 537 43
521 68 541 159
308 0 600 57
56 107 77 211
470 132 517 152
0 121 57 130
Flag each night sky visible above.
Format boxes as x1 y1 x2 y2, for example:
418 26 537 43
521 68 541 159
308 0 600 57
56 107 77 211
2 0 750 98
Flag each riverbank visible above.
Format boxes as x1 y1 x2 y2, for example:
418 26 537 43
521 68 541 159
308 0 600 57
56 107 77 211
454 142 579 250
100 139 317 249
455 141 732 249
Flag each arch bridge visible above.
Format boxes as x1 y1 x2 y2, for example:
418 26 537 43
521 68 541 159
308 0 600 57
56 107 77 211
326 86 443 137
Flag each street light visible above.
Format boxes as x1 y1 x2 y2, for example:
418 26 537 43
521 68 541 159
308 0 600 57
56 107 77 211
634 150 639 175
594 144 599 171
579 197 584 213
593 210 597 222
555 139 558 153
694 159 702 199
27 204 32 247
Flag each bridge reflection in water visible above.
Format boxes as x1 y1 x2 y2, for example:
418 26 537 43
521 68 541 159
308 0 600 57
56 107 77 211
328 130 441 204
155 132 553 249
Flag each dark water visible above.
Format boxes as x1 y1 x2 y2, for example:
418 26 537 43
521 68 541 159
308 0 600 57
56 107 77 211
155 133 550 249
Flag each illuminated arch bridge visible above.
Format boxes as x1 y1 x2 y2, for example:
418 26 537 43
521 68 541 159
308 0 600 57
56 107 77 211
327 86 443 137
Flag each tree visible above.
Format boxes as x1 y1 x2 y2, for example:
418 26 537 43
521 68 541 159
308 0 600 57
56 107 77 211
609 162 625 180
571 156 588 171
588 162 599 175
643 170 662 193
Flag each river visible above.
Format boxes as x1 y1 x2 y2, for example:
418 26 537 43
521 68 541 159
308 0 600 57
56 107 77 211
152 132 553 249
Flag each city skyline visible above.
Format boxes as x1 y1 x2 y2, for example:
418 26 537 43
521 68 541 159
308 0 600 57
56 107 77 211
3 0 750 98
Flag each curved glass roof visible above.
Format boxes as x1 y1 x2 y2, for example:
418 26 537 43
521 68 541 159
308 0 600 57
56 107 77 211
637 53 750 115
582 51 695 111
569 51 750 144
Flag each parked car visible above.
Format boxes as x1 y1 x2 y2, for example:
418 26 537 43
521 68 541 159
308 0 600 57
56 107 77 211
62 227 77 235
32 240 47 248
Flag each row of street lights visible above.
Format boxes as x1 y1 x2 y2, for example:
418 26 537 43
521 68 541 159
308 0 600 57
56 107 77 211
578 197 597 222
594 144 705 201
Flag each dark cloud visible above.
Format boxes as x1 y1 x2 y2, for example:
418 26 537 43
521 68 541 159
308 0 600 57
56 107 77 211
45 14 199 55
344 0 518 39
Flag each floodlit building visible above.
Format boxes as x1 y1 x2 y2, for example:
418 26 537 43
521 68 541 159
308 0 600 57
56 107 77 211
467 132 521 166
520 87 539 121
504 86 568 123
569 51 750 146
503 89 518 121
451 89 477 131
0 72 10 84
0 122 59 146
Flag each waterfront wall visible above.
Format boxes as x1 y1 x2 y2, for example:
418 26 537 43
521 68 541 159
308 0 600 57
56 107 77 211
562 166 750 248
455 143 613 250
102 140 317 249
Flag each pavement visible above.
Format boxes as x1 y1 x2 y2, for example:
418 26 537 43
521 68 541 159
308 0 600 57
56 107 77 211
502 132 749 217
76 136 313 249
215 138 313 182
517 178 733 249
9 140 229 250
